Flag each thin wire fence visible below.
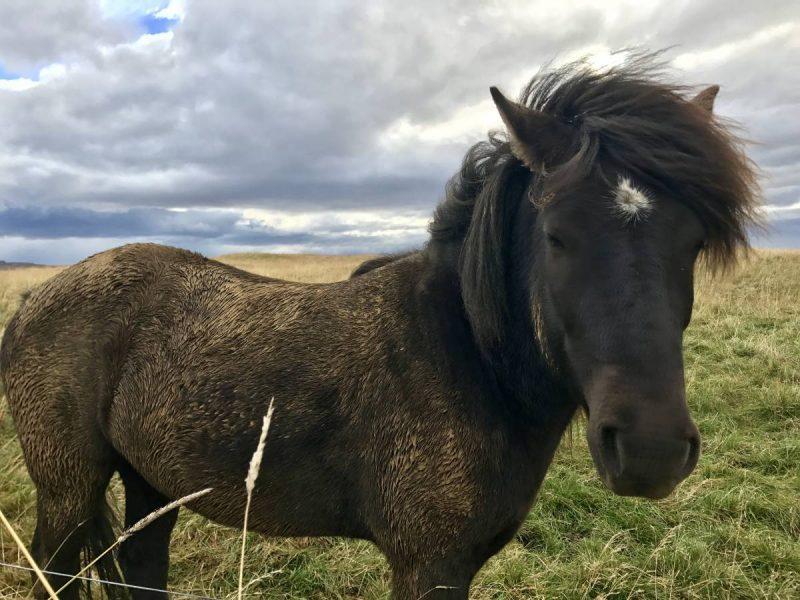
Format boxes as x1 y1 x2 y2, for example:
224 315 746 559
0 560 222 599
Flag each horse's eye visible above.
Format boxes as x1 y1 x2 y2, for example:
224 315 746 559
546 233 565 250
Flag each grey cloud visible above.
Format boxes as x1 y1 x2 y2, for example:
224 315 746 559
752 218 800 248
615 0 799 51
0 0 798 261
0 205 241 239
0 204 427 262
0 1 130 72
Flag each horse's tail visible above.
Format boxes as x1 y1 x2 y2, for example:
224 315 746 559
79 498 128 599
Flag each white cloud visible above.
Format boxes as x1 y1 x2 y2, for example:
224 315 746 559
763 201 800 220
155 0 186 20
379 100 500 149
0 62 69 91
672 22 798 71
99 1 168 19
0 77 39 92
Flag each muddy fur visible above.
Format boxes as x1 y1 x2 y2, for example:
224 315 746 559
2 244 569 599
0 56 759 599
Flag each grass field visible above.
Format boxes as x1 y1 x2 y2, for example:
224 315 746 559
1 250 798 599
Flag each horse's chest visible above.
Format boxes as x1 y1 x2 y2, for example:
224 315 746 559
370 413 553 551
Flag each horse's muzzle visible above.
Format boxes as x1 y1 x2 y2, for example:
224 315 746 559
593 426 700 499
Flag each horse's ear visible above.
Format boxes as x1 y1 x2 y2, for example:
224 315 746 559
691 85 720 113
490 86 575 172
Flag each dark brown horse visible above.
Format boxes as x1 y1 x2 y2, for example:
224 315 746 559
1 57 759 599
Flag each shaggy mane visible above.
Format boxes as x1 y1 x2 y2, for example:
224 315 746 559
430 53 762 271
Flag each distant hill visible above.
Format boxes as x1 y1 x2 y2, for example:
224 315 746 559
0 260 45 270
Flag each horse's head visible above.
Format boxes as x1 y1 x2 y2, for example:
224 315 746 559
478 66 758 499
531 170 704 499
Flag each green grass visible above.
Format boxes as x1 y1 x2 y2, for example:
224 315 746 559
1 251 799 598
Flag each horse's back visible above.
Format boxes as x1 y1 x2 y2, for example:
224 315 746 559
96 247 413 535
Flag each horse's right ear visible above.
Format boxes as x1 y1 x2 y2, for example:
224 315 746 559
490 86 576 173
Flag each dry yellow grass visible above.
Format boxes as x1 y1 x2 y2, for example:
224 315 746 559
216 253 374 283
0 267 64 332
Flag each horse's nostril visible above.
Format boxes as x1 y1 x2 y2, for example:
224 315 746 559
595 425 701 498
600 426 621 477
682 434 701 476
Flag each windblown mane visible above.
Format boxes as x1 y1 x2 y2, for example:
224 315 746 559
428 53 761 355
431 54 761 271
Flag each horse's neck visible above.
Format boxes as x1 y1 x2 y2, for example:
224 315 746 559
417 243 576 428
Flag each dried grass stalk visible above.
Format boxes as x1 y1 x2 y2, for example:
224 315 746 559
0 506 59 599
238 397 275 600
55 487 213 596
118 487 213 543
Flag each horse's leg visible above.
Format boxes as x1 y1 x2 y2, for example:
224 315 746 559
118 463 179 599
31 493 84 600
30 463 116 600
389 555 476 600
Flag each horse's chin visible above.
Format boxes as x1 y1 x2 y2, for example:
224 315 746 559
598 471 677 500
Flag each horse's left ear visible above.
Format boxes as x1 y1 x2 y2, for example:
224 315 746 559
490 86 576 172
691 85 720 113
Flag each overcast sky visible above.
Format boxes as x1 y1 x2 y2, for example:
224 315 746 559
0 0 798 263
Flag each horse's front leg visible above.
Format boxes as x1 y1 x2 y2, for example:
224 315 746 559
389 554 477 600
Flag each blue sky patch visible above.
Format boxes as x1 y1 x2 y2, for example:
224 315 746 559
138 13 180 35
100 1 180 35
0 63 21 80
0 62 40 81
